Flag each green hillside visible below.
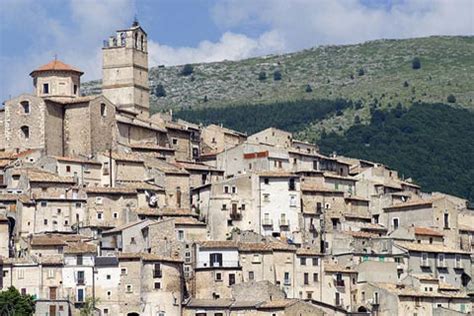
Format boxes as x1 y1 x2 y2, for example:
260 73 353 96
319 103 474 202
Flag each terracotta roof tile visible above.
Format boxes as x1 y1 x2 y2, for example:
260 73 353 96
64 242 97 254
85 186 137 195
30 60 83 75
414 227 444 237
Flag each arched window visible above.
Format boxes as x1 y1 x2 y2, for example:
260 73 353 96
120 32 126 46
100 103 107 117
20 126 30 139
20 101 30 114
140 35 144 51
134 33 138 48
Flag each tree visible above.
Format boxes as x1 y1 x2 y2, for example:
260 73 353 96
258 71 267 81
0 286 35 316
403 81 409 87
80 297 100 316
447 94 456 103
412 57 421 70
273 70 282 81
358 68 365 76
154 84 166 97
180 64 194 76
354 115 361 124
305 84 313 93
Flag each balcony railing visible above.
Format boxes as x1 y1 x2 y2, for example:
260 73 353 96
284 278 291 286
279 219 290 227
197 260 240 268
77 278 85 286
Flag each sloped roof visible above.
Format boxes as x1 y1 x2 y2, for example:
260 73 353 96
64 242 97 254
85 186 137 195
30 60 83 76
396 242 470 254
414 227 443 237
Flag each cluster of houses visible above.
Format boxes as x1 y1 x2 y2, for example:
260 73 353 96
0 21 472 316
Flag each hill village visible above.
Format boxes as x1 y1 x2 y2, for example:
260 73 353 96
0 22 473 316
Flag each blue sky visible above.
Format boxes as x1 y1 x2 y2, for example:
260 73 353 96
0 0 472 102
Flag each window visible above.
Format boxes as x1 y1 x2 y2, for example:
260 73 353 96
373 214 379 224
248 271 254 280
289 178 296 191
57 208 61 214
121 268 127 275
241 204 246 211
18 269 24 279
335 292 341 306
303 273 309 285
126 284 133 293
176 187 182 208
392 217 399 230
96 197 103 205
43 83 49 94
44 219 48 225
231 186 237 194
154 282 161 289
97 213 103 220
443 213 449 229
130 237 136 244
20 101 30 114
20 126 30 139
263 193 270 202
222 204 227 210
177 230 184 241
172 138 178 145
290 195 297 207
106 274 111 280
77 255 83 265
74 85 78 95
77 271 85 284
229 273 235 286
306 292 313 299
41 201 47 207
300 258 306 266
312 258 319 266
284 272 290 285
264 178 269 185
437 254 445 267
66 165 71 173
100 103 107 117
421 253 428 266
313 273 319 282
210 253 223 267
374 292 379 304
224 186 229 194
113 212 118 219
455 255 462 268
214 272 222 281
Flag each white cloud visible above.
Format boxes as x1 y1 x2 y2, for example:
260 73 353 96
212 0 474 50
148 30 285 66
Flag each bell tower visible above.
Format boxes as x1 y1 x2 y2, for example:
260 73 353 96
102 20 149 116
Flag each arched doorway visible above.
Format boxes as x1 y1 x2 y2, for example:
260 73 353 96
127 313 140 316
358 306 368 312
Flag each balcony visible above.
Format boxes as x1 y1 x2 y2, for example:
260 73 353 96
454 262 464 270
262 219 273 227
284 278 291 286
197 260 240 269
279 219 290 228
153 270 162 278
77 278 85 286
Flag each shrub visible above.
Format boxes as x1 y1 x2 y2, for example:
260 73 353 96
305 84 313 93
412 57 421 70
154 84 166 97
258 71 267 81
447 94 456 103
203 95 208 103
273 70 282 81
403 81 409 87
358 68 365 76
180 64 194 76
